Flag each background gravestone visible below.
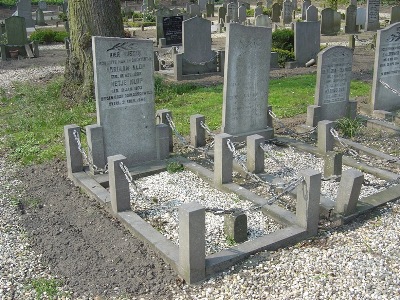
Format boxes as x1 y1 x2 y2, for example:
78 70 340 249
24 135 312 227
222 23 272 138
345 4 357 34
198 0 207 11
227 3 238 23
254 5 263 18
206 3 214 17
255 14 271 27
365 0 380 31
218 6 227 22
313 46 354 123
333 11 341 33
371 23 400 112
162 16 183 45
282 0 293 25
356 7 366 30
301 0 311 20
189 4 201 17
271 3 282 22
321 8 335 35
5 16 27 45
38 0 47 10
13 0 35 28
156 8 173 44
292 0 297 10
294 21 320 66
306 5 318 22
182 17 213 64
390 6 400 24
35 8 45 26
238 4 247 23
92 37 158 167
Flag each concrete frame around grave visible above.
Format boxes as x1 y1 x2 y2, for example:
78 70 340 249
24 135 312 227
306 46 356 127
173 16 224 80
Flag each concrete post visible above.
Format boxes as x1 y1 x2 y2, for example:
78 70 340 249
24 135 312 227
324 151 342 178
190 114 206 148
348 100 357 120
335 169 364 216
246 134 265 174
306 105 321 127
153 51 160 71
64 124 83 178
267 106 273 128
156 123 170 160
156 109 173 152
349 34 355 49
108 154 131 213
214 133 233 185
179 202 205 284
296 169 321 235
317 120 334 154
218 50 225 73
224 211 248 243
174 53 183 81
1 44 7 61
85 124 105 175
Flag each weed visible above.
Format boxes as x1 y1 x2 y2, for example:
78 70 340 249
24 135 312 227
226 235 236 246
335 117 364 138
30 278 62 300
166 161 184 173
23 197 42 209
9 195 21 207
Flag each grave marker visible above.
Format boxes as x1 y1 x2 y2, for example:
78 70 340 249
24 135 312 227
301 0 311 20
254 5 263 18
306 5 318 22
238 4 247 23
198 0 207 11
162 16 183 45
321 8 336 35
271 3 282 22
294 21 320 66
227 2 238 23
189 4 201 17
92 37 158 167
218 6 227 22
255 14 271 27
36 8 45 26
13 0 35 28
282 0 293 25
5 16 27 45
345 4 357 34
356 7 366 29
390 6 400 24
38 0 47 10
365 0 380 31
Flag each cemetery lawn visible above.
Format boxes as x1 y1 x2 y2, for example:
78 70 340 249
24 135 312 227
0 74 370 165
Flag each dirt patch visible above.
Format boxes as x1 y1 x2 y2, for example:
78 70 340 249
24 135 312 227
17 159 180 299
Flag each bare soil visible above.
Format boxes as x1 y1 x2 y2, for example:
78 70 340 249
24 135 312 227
1 4 380 298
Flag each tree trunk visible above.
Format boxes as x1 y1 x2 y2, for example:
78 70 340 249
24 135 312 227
64 0 125 101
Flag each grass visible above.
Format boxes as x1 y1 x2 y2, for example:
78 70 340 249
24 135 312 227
0 0 63 6
29 278 62 300
0 74 371 165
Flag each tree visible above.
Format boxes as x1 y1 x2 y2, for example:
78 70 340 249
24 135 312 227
64 0 125 101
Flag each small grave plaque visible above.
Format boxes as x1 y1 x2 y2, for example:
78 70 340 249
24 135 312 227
163 16 183 45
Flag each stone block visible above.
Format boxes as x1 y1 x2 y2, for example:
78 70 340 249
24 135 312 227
317 120 334 154
306 105 321 127
190 114 206 148
224 211 248 243
156 109 173 152
108 154 131 213
246 134 265 174
64 125 83 177
214 133 233 185
156 123 170 160
324 151 342 178
335 169 364 216
85 124 105 175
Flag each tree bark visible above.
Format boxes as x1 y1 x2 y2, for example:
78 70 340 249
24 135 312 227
64 0 125 101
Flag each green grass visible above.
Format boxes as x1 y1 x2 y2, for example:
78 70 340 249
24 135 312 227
30 278 62 300
0 0 63 6
0 74 371 165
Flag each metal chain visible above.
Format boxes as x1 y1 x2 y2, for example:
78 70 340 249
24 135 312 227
330 128 359 157
165 113 189 146
363 176 400 189
268 111 317 138
379 79 400 97
259 142 294 175
354 35 374 46
119 162 149 201
266 176 304 205
155 47 175 68
182 53 218 66
200 121 215 137
72 129 108 173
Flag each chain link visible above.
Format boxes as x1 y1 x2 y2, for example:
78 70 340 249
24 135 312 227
165 113 189 146
266 176 304 205
200 121 215 137
72 129 108 173
119 161 149 201
363 176 400 189
354 35 374 46
182 53 218 66
330 128 359 157
155 47 176 68
379 79 400 97
268 110 317 139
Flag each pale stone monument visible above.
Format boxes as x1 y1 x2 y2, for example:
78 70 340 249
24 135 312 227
294 21 320 66
255 14 272 27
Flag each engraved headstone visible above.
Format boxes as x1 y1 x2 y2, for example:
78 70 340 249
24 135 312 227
301 0 311 20
5 16 27 45
13 0 35 28
271 3 282 22
156 8 173 44
356 7 366 29
365 0 380 31
182 17 213 64
222 23 272 138
282 0 293 24
255 14 271 27
345 4 357 34
390 6 400 24
294 21 320 66
371 23 400 111
218 6 227 22
314 46 353 122
238 4 247 23
162 16 183 45
92 37 158 167
227 2 238 22
306 5 318 22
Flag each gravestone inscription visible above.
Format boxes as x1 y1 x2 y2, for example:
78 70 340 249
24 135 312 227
365 0 380 31
163 16 183 45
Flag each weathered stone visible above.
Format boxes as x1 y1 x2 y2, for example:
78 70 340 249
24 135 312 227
317 120 334 154
214 133 233 185
321 8 336 35
324 151 342 178
335 169 364 216
5 16 27 45
190 114 206 147
301 0 311 20
365 0 380 31
306 5 318 22
282 0 293 25
246 134 265 173
390 6 400 24
294 21 320 66
255 14 272 27
356 7 366 29
271 3 282 22
108 154 131 213
345 4 357 34
13 0 35 28
238 4 247 23
224 212 248 243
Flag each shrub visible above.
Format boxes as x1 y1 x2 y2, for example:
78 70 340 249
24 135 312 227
246 8 254 17
263 7 272 16
335 117 364 138
272 29 294 52
143 12 156 22
30 29 69 43
272 48 295 67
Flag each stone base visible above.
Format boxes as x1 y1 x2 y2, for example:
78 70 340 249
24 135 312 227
222 127 274 143
285 61 298 69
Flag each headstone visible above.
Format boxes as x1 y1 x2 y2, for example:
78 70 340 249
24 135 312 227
390 6 400 24
350 0 357 5
198 0 207 11
189 4 201 17
227 2 238 23
13 0 35 28
35 8 45 26
239 1 250 9
345 4 357 34
271 3 282 22
333 10 341 33
254 5 263 18
356 8 366 29
238 4 247 23
5 16 27 45
292 0 297 10
162 16 183 45
314 46 353 122
222 23 272 138
294 21 320 66
371 23 400 111
148 0 155 10
255 14 271 27
321 8 335 35
156 8 173 44
38 1 47 10
92 37 158 167
301 0 311 20
266 0 273 8
282 0 293 24
306 5 318 22
62 0 68 14
365 0 380 31
183 17 213 64
206 3 214 17
218 6 227 22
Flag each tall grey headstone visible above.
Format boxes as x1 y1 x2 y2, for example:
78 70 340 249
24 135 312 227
365 0 380 31
218 6 227 22
301 0 311 20
38 1 47 10
148 0 155 10
92 37 158 167
255 14 271 27
13 0 35 28
254 5 263 18
198 0 207 11
238 4 247 23
321 8 335 35
35 8 45 26
282 0 293 25
345 4 357 34
206 3 214 17
189 4 201 17
333 10 341 33
306 5 318 22
294 21 320 66
156 8 173 44
292 0 297 10
5 16 27 45
314 46 353 122
222 23 272 138
390 6 400 24
183 17 213 64
271 3 282 22
356 7 366 29
371 23 400 111
227 2 238 22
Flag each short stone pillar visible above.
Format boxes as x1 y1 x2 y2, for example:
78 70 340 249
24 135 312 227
190 114 206 148
214 133 233 185
173 52 183 80
64 124 83 177
246 134 265 174
296 169 321 235
335 169 364 216
324 151 342 178
317 120 334 153
306 105 321 127
224 211 248 243
349 34 355 49
156 124 170 160
108 154 131 213
153 51 160 71
85 124 105 175
179 202 205 284
156 109 173 152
